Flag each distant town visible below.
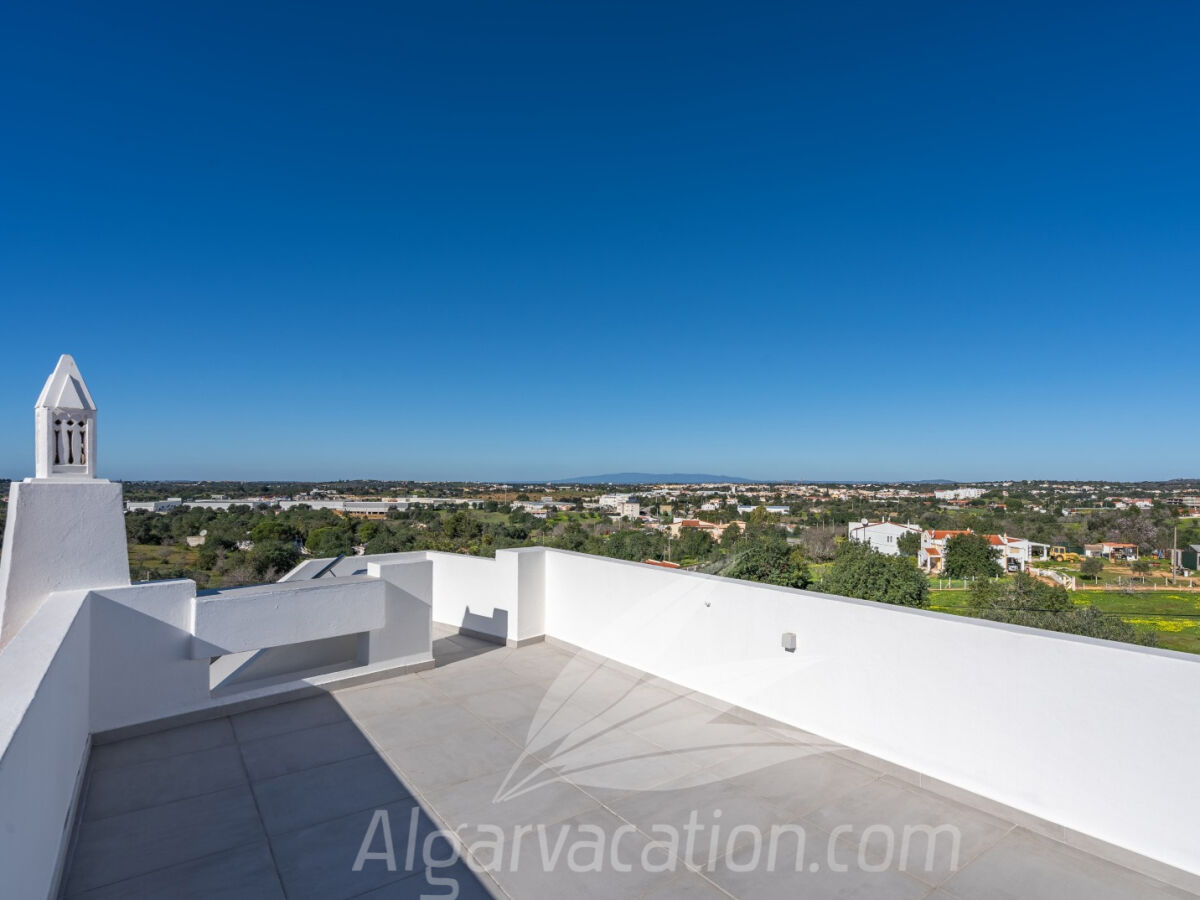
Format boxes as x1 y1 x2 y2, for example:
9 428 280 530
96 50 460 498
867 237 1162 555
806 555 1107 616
5 475 1196 655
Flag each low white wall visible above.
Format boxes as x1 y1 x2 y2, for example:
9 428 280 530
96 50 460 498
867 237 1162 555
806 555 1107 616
0 591 91 900
191 577 386 657
425 552 511 640
541 549 1200 876
424 548 545 643
91 580 210 733
359 559 433 667
0 480 129 648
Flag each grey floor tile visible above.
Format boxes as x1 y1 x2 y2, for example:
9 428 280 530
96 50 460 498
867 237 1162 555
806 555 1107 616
383 727 523 792
364 701 485 750
349 859 499 898
66 786 264 895
941 828 1194 900
458 682 549 726
67 840 284 900
485 807 672 900
442 632 505 652
421 662 533 699
600 774 797 868
83 744 247 820
499 650 574 684
334 677 447 724
804 777 1012 886
240 719 375 782
231 694 347 743
637 872 732 899
90 718 235 771
709 848 931 900
491 692 603 752
271 798 454 900
710 750 879 821
427 765 601 833
253 752 412 836
630 710 820 772
549 728 704 794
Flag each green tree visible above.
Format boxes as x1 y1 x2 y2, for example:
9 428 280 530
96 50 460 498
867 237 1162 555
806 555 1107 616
250 517 301 545
724 543 811 589
1131 559 1151 578
943 533 1002 578
721 523 743 548
896 530 921 558
819 540 928 607
1080 556 1104 580
967 573 1154 646
306 525 353 558
675 527 717 562
249 540 301 578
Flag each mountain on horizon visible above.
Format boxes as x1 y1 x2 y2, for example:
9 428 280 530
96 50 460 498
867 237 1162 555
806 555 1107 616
555 472 757 485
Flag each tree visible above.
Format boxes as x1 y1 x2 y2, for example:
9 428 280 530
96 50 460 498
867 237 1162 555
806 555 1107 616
819 540 928 607
967 573 1154 646
1131 559 1151 578
896 531 921 558
794 525 839 561
249 540 301 578
306 525 353 558
943 533 1002 579
1080 556 1104 581
250 517 301 545
724 542 811 589
721 522 743 548
675 526 717 562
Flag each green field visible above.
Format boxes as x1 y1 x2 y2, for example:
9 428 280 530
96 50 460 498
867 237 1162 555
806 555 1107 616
929 587 1200 654
128 544 200 581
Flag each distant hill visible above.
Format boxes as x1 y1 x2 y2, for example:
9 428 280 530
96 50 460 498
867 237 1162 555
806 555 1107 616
555 472 757 485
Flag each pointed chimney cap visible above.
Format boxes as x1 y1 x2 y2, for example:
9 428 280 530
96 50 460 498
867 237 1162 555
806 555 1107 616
35 354 95 411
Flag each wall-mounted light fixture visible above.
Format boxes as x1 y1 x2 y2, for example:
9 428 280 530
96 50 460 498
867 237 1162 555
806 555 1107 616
782 632 796 653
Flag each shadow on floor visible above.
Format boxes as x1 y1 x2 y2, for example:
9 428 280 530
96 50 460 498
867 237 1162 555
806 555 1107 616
63 692 495 899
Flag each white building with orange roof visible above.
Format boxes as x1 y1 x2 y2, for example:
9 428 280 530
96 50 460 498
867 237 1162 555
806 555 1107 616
918 529 972 573
919 528 1049 574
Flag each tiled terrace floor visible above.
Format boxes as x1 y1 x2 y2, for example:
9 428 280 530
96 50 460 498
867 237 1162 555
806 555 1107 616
64 625 1199 899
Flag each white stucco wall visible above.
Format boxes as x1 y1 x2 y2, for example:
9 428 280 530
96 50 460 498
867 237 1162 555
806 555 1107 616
0 480 129 647
90 580 211 733
540 549 1200 876
0 591 91 900
426 549 545 643
191 577 386 657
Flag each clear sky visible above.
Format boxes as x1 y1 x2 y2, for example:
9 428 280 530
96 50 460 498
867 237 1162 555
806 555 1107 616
1 1 1197 482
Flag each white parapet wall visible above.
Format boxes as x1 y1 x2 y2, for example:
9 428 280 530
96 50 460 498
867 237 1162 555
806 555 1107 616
0 560 438 898
426 548 546 644
0 479 129 647
192 577 387 657
325 549 546 645
0 591 92 900
539 549 1200 876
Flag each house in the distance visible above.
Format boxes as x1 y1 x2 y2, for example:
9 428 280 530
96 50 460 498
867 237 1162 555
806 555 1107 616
847 520 920 556
1085 542 1139 561
918 529 1048 574
934 487 986 501
918 529 971 573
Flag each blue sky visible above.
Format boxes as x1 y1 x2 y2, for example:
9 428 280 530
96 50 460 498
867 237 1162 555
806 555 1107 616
1 1 1197 482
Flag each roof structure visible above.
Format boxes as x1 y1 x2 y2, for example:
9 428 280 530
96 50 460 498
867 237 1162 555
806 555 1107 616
35 354 95 410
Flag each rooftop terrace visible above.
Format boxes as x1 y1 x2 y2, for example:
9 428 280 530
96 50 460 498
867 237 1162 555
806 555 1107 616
62 626 1198 899
2 357 1199 898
